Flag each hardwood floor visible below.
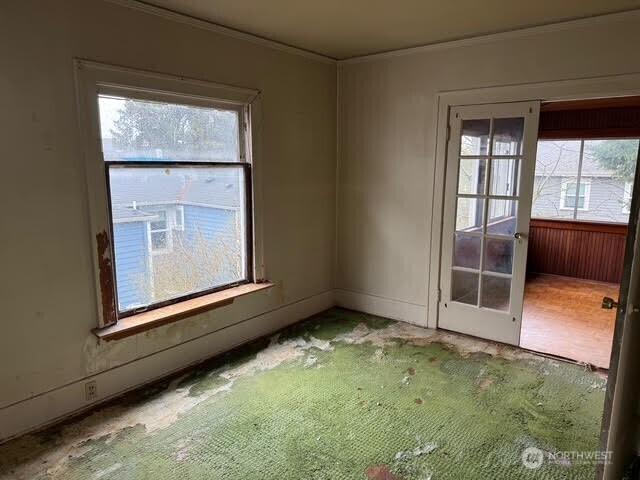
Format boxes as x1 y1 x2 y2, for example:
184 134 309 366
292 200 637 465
520 273 618 369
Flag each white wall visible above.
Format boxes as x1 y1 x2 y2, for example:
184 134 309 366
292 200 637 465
0 0 336 439
337 12 640 325
336 12 640 477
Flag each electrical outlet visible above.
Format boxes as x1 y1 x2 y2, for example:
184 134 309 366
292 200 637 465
85 380 98 401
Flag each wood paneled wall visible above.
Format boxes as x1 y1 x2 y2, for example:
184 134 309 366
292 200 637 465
527 219 627 283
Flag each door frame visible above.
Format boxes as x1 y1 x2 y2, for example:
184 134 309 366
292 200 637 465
427 72 640 480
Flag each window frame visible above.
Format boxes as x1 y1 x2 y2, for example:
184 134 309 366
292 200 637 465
560 179 591 211
175 205 185 232
623 181 633 214
75 60 264 328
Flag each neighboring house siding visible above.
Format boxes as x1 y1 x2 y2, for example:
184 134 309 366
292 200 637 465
182 205 240 285
183 205 237 243
532 176 573 220
583 178 628 222
113 221 151 311
532 175 629 223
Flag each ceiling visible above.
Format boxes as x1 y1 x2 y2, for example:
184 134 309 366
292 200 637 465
144 0 640 59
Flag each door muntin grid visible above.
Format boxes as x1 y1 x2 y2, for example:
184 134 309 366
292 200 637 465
451 117 524 312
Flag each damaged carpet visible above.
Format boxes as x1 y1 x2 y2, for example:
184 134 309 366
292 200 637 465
0 308 606 479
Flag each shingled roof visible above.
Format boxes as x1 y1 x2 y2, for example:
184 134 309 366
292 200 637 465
109 166 242 221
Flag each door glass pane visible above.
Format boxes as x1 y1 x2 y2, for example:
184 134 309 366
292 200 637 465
456 198 484 232
460 119 490 156
458 159 486 195
487 199 517 235
480 275 511 311
452 270 479 305
492 117 524 156
490 158 519 196
454 234 481 269
484 238 514 274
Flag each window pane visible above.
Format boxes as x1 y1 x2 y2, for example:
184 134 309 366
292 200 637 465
577 140 639 223
98 95 240 163
564 182 578 208
492 117 524 156
490 158 519 196
453 234 481 270
458 158 486 195
109 166 247 312
150 211 167 231
456 197 484 232
480 275 510 311
531 140 581 220
460 119 490 156
151 231 167 250
484 238 514 274
487 199 517 236
451 270 479 306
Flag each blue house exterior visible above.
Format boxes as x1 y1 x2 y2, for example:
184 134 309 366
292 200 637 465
112 220 153 310
109 168 244 313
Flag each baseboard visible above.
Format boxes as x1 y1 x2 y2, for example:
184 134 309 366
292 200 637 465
0 290 334 443
334 289 428 327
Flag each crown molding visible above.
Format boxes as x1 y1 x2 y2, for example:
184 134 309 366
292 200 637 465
340 9 640 65
103 0 337 64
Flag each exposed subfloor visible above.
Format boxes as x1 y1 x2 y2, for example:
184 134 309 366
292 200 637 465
0 308 607 479
521 273 618 369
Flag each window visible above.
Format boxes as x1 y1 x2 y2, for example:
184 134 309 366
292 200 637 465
76 61 262 328
532 139 639 223
148 210 171 254
100 95 252 315
560 181 590 210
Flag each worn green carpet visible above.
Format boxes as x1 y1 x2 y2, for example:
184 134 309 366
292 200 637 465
0 308 606 479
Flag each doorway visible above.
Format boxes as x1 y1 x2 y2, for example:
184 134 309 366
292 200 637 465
439 98 640 370
433 81 640 479
520 125 639 369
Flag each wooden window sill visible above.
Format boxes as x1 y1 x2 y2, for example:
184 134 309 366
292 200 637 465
93 282 274 341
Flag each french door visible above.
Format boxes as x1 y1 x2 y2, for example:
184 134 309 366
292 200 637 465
439 101 540 345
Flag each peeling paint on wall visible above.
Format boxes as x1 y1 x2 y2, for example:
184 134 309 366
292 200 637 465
95 231 116 327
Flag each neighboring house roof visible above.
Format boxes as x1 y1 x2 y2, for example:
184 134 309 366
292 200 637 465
111 205 159 223
109 166 242 214
535 141 615 178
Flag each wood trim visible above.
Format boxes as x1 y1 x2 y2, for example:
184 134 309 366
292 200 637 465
538 127 640 139
541 96 640 112
93 282 274 341
530 218 628 234
527 219 627 283
539 100 640 140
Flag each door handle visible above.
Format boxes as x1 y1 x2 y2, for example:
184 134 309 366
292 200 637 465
602 297 619 310
514 232 526 240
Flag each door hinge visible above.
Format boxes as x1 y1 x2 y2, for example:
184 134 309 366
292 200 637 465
446 124 451 143
437 288 442 303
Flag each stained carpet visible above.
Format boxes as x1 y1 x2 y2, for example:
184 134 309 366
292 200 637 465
0 308 606 479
